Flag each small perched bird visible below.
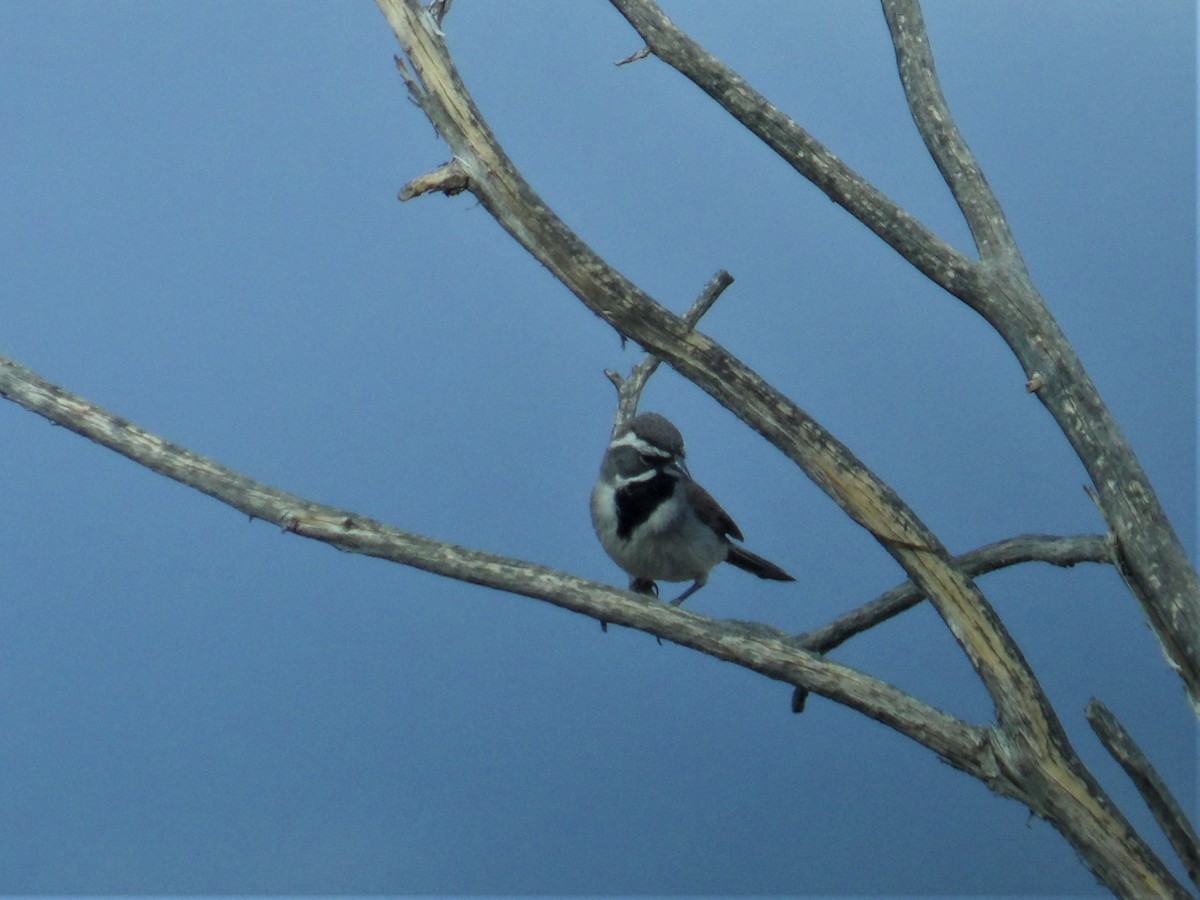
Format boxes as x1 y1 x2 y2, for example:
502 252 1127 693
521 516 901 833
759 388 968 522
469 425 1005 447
590 412 794 606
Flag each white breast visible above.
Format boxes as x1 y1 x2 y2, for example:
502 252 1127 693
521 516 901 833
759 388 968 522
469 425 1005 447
591 478 728 583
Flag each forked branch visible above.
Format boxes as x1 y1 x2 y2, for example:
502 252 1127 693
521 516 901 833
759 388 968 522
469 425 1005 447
881 0 1199 713
606 0 981 305
789 533 1111 713
610 0 1200 712
604 269 734 432
879 0 1018 262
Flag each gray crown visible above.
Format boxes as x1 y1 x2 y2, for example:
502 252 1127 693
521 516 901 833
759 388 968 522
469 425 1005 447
623 412 684 457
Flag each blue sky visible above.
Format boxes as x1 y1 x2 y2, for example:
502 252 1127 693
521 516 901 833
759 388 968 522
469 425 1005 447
0 1 1194 895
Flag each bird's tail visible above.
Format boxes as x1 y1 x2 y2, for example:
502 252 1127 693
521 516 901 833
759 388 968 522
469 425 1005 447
726 545 795 582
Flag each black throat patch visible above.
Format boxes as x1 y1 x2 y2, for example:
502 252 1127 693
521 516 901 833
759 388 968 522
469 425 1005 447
615 471 676 539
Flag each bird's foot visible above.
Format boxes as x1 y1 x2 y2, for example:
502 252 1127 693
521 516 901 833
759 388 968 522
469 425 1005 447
629 578 658 597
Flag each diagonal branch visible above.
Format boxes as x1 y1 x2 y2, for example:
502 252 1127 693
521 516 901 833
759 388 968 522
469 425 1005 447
1086 699 1200 888
880 0 1018 262
796 533 1112 654
0 351 987 772
606 0 983 308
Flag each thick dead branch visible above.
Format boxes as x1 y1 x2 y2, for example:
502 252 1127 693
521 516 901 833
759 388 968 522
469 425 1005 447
605 0 980 305
880 0 1017 262
1086 699 1200 888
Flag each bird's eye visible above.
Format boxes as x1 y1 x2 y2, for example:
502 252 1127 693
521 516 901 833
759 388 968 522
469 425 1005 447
638 452 660 467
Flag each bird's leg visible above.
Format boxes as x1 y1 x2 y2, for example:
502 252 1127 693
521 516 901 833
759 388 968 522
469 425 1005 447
669 576 707 607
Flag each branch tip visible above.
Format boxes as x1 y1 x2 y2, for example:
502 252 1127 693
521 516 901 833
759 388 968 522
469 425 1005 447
681 269 734 330
615 46 652 66
399 159 470 201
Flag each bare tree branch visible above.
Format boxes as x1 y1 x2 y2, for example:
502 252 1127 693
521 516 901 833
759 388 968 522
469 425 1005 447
796 533 1112 655
789 533 1111 714
609 0 1200 716
399 157 468 199
614 45 651 67
1086 699 1200 888
605 0 980 304
878 0 1200 712
0 351 989 774
879 0 1018 262
605 269 734 432
373 1 1193 893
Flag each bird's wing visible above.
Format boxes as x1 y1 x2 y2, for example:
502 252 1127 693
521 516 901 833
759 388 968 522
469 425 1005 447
685 479 744 541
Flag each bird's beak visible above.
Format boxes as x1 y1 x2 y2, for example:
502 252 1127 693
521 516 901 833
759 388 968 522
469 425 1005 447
668 458 691 480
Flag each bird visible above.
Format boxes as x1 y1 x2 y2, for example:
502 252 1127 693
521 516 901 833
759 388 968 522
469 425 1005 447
590 411 794 606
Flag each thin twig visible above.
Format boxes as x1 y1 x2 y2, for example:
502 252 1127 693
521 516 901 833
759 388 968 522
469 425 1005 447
790 533 1111 712
606 269 735 432
795 533 1112 654
1086 699 1200 888
615 46 651 66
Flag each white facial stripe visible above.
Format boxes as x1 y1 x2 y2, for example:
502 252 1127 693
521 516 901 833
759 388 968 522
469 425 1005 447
609 431 670 457
613 469 659 487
